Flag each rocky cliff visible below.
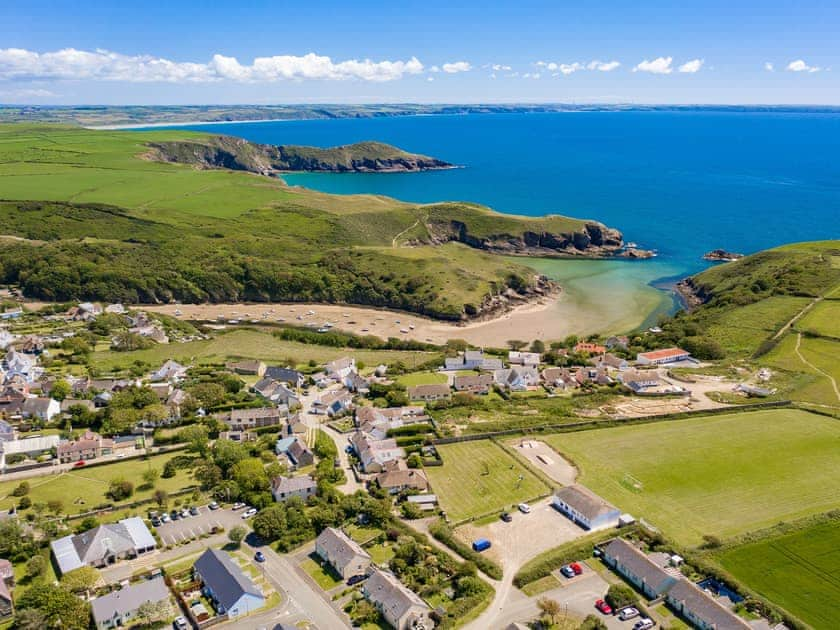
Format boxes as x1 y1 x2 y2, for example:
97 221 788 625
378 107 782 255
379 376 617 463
146 136 452 174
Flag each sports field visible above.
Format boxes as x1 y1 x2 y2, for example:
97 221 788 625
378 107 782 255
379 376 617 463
426 440 548 523
543 409 840 546
717 519 840 629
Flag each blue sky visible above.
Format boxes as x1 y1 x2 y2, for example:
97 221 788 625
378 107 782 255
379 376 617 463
1 0 839 104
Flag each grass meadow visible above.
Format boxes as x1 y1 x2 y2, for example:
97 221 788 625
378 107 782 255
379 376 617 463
425 440 548 523
765 334 840 407
543 409 840 546
717 519 840 629
797 299 840 338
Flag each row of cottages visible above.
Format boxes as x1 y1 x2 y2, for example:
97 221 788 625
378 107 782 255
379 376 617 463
194 548 265 619
56 430 140 463
552 485 621 530
91 576 171 630
350 432 406 473
407 384 451 403
226 406 284 431
51 517 156 575
275 436 314 467
312 390 354 417
453 373 494 395
316 526 372 579
271 474 317 503
602 539 751 629
362 568 435 630
443 349 503 372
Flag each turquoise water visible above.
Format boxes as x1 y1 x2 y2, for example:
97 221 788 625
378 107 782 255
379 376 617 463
152 112 840 326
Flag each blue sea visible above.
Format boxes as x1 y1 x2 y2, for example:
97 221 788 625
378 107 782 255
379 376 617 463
153 111 840 328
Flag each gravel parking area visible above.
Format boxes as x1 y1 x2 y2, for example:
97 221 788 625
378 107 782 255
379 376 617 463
154 505 246 545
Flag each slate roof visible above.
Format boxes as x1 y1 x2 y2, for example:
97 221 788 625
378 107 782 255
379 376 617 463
364 568 430 623
602 538 675 594
194 548 262 611
554 485 618 521
264 367 303 384
91 577 170 625
272 475 317 496
667 579 752 629
51 517 155 574
316 527 371 572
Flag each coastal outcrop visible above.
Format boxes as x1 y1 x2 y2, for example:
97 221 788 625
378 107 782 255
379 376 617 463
703 249 744 262
146 136 452 174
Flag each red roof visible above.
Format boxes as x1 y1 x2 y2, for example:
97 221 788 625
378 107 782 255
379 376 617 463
639 347 689 361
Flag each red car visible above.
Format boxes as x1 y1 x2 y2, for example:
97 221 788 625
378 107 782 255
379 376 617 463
595 599 613 615
570 562 583 575
73 460 86 468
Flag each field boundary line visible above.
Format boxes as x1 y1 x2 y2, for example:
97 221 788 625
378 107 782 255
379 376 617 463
794 332 840 402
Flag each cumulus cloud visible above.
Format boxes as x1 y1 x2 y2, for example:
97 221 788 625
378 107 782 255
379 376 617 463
587 60 621 72
786 59 821 73
491 63 512 71
441 61 471 73
764 62 774 72
633 56 673 74
0 47 426 82
678 58 704 73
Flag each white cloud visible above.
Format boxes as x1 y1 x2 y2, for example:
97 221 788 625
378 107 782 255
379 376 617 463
522 72 541 79
491 63 511 71
633 56 673 74
558 62 583 75
441 61 471 73
587 60 621 72
678 58 704 73
0 47 426 82
786 59 821 73
764 62 774 72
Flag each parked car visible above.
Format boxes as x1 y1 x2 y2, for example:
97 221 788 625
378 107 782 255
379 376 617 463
619 607 640 621
208 501 219 510
170 510 180 521
560 565 576 578
518 503 531 514
254 551 265 562
73 460 86 468
570 562 583 575
232 502 246 510
180 509 190 518
160 513 171 523
472 538 492 552
173 616 189 630
347 574 367 586
595 599 613 615
242 507 258 519
633 619 655 630
151 517 161 527
189 506 200 516
500 512 513 523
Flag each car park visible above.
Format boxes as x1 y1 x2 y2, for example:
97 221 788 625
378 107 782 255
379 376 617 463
254 551 265 562
619 607 640 620
500 512 513 522
633 619 655 630
242 507 258 519
595 599 613 615
560 565 576 578
518 503 531 514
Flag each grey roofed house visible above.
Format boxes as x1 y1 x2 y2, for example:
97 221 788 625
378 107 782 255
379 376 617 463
193 548 264 616
271 475 317 502
666 579 752 629
264 366 304 387
51 516 156 574
552 484 620 530
601 538 678 599
362 567 434 630
407 384 451 401
91 576 170 629
315 527 372 579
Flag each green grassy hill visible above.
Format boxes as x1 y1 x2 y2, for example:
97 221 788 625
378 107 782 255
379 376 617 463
0 123 624 320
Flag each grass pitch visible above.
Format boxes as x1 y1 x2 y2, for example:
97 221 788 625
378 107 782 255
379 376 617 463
426 440 548 523
543 409 840 546
717 519 840 629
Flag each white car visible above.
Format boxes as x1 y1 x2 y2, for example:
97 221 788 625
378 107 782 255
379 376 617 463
633 619 655 630
518 503 531 514
619 607 640 621
231 502 246 510
242 508 258 519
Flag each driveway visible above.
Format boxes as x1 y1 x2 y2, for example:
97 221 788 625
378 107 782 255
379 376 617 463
154 504 245 545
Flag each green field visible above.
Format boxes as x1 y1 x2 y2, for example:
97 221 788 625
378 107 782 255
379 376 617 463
798 299 840 338
765 335 840 407
0 451 195 513
395 370 448 387
90 328 441 373
426 440 548 523
703 295 810 355
543 409 840 546
717 519 840 629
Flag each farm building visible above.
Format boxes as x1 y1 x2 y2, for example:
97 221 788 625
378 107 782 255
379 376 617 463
552 484 620 530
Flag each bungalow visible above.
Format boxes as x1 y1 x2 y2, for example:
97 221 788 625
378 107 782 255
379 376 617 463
57 430 113 463
193 548 265 619
150 360 187 382
226 359 266 377
21 396 60 422
51 517 156 575
0 559 13 618
665 580 751 630
574 342 606 356
375 467 429 494
3 350 36 380
16 335 44 355
315 527 371 579
350 432 405 473
271 475 317 502
263 366 304 388
552 485 621 530
618 370 662 393
407 384 451 402
227 407 283 431
508 351 541 366
541 367 575 390
91 576 170 630
636 347 691 366
325 357 356 381
601 538 679 599
493 366 540 391
453 373 494 395
362 568 435 630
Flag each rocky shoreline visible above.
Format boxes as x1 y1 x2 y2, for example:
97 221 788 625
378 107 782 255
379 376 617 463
703 249 744 262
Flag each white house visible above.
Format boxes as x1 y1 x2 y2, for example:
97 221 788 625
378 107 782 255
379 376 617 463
636 347 691 365
552 484 620 530
325 357 356 381
91 576 171 630
508 351 541 366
